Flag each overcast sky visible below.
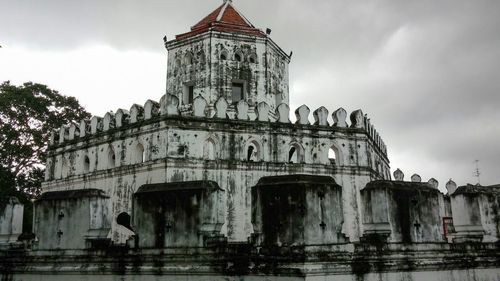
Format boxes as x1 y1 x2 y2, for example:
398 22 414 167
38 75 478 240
1 0 499 188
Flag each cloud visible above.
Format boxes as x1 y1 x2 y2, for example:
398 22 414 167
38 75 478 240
1 0 499 186
0 45 165 114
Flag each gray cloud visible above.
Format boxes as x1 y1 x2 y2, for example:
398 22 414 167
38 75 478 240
1 0 499 185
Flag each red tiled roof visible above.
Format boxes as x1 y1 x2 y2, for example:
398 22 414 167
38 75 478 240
176 1 266 40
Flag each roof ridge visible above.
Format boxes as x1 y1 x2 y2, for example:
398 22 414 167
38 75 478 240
176 2 266 40
227 3 255 28
216 2 230 22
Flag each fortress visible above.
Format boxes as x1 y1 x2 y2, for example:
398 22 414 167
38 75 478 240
1 1 499 280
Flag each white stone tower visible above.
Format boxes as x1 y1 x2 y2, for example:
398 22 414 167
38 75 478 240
165 1 291 116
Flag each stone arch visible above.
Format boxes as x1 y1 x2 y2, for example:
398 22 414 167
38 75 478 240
288 142 305 163
234 49 243 62
197 51 206 66
328 143 343 165
203 137 218 160
248 53 257 64
134 142 146 164
220 49 228 61
45 157 55 180
61 155 70 178
184 52 193 65
116 212 133 232
175 58 181 70
107 145 116 169
83 154 90 173
245 139 262 162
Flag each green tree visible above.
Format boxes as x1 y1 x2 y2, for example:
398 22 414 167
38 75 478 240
0 81 91 231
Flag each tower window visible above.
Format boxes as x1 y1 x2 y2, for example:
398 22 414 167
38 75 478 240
235 53 242 62
188 86 194 103
183 84 194 105
108 147 116 169
248 54 257 64
232 83 244 104
135 143 145 164
185 53 193 65
83 156 90 173
220 50 228 60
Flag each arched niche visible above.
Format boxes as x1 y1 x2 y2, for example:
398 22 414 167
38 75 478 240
288 142 304 164
83 155 90 173
246 139 262 162
134 143 146 164
328 144 342 165
108 145 116 169
203 138 217 160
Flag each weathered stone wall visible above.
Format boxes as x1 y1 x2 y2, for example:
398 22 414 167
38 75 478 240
2 243 500 280
133 181 225 248
361 181 444 243
5 269 500 281
450 184 500 243
0 197 23 245
34 189 110 250
252 175 346 246
166 32 290 115
42 95 389 244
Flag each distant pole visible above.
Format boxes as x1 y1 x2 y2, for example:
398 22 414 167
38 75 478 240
473 160 481 185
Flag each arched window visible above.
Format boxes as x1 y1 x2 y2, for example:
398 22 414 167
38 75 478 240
328 145 341 165
246 141 260 162
83 156 90 173
248 53 257 64
116 212 133 231
135 143 145 164
220 50 228 60
183 83 195 105
288 143 304 163
61 156 69 178
234 51 243 62
203 139 216 160
289 147 297 163
108 147 116 169
184 52 193 65
198 51 206 65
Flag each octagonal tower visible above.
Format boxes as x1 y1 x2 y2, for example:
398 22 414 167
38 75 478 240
165 0 291 117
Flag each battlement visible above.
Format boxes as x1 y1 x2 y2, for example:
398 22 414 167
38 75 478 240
49 94 388 156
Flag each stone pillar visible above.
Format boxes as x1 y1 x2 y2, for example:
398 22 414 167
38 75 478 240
0 197 24 245
450 192 484 243
361 186 391 241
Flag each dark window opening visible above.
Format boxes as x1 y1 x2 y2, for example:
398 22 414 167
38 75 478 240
108 149 115 169
232 83 244 104
183 84 194 105
136 144 145 163
220 53 227 60
249 56 256 63
116 212 133 232
289 147 296 163
235 53 242 62
247 145 255 162
84 156 90 173
328 148 337 164
188 86 194 104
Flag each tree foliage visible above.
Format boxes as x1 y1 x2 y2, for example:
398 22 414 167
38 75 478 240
0 81 91 197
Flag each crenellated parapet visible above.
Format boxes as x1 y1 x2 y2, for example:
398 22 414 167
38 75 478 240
361 168 446 243
43 93 393 245
48 94 388 157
